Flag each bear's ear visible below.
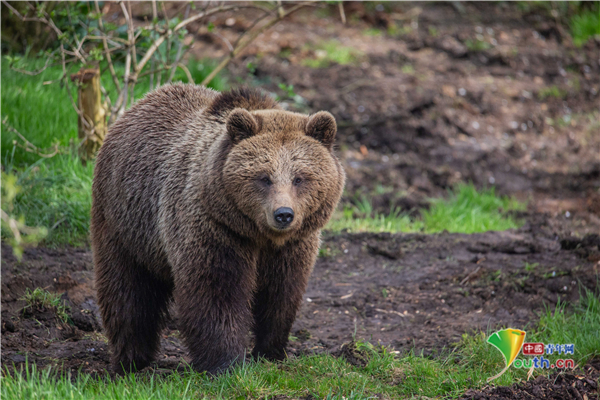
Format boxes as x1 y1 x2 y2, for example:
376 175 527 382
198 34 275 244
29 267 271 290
226 108 261 144
305 111 337 150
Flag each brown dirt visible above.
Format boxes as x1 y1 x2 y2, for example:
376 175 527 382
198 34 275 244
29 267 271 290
2 2 600 398
461 360 600 400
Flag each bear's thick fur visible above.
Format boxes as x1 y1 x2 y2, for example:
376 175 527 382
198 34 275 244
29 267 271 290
91 84 345 373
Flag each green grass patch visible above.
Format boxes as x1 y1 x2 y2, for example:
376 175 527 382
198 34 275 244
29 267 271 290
362 28 383 37
535 287 600 364
3 289 598 399
464 38 491 52
302 40 362 69
3 152 94 247
421 183 525 233
570 5 600 47
19 287 70 323
327 183 526 234
538 85 568 100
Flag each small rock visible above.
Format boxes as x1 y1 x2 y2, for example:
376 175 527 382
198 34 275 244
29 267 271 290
2 320 16 333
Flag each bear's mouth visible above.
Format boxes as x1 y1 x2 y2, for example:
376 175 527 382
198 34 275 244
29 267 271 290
268 221 294 233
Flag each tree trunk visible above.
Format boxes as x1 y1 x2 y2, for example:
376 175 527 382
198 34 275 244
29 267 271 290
70 68 107 164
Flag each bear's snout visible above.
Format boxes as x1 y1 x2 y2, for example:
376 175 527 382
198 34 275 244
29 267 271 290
273 207 294 228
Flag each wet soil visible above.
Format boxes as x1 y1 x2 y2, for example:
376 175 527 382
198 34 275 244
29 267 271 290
2 1 600 398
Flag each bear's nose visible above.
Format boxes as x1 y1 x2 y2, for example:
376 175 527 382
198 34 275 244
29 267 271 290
274 207 294 227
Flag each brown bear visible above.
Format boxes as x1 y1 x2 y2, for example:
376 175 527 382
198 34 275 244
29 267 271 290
91 84 345 374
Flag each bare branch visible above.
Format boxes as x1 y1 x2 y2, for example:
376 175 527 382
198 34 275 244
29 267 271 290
134 4 242 83
95 0 121 92
150 0 158 91
167 3 192 83
231 8 273 50
177 62 194 83
9 57 51 76
339 2 346 24
212 30 235 53
127 1 138 73
116 1 134 117
2 118 62 158
201 2 311 87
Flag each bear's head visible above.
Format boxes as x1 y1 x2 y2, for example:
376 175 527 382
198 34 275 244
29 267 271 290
221 108 345 244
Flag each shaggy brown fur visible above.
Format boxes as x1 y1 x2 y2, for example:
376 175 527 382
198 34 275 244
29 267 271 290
91 84 345 374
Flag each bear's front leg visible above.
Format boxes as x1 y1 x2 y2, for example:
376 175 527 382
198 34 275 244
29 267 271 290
252 234 320 360
172 237 257 373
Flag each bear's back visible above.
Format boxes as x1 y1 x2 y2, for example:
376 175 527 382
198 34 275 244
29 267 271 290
92 84 218 271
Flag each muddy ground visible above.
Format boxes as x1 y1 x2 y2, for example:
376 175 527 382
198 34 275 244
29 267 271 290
2 1 599 398
2 224 599 377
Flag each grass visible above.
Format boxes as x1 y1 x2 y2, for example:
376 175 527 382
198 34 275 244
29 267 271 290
326 183 526 234
3 149 94 247
464 38 491 52
570 4 600 47
362 28 383 37
19 287 70 323
302 40 362 69
535 287 600 364
538 85 568 100
421 184 525 233
3 288 598 399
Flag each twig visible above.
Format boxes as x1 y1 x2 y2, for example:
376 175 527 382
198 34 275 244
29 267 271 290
138 4 242 81
231 8 273 50
2 118 62 158
339 2 346 24
167 3 192 83
9 57 51 76
127 2 137 73
95 0 120 92
150 0 158 91
212 30 235 53
177 63 194 83
1 210 22 244
201 2 311 87
460 266 481 285
162 2 171 76
1 209 47 245
118 1 133 113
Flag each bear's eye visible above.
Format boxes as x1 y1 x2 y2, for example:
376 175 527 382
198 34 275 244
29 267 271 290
293 177 303 186
260 176 272 185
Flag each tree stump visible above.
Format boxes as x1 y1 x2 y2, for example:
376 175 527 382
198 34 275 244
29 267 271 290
70 68 107 163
